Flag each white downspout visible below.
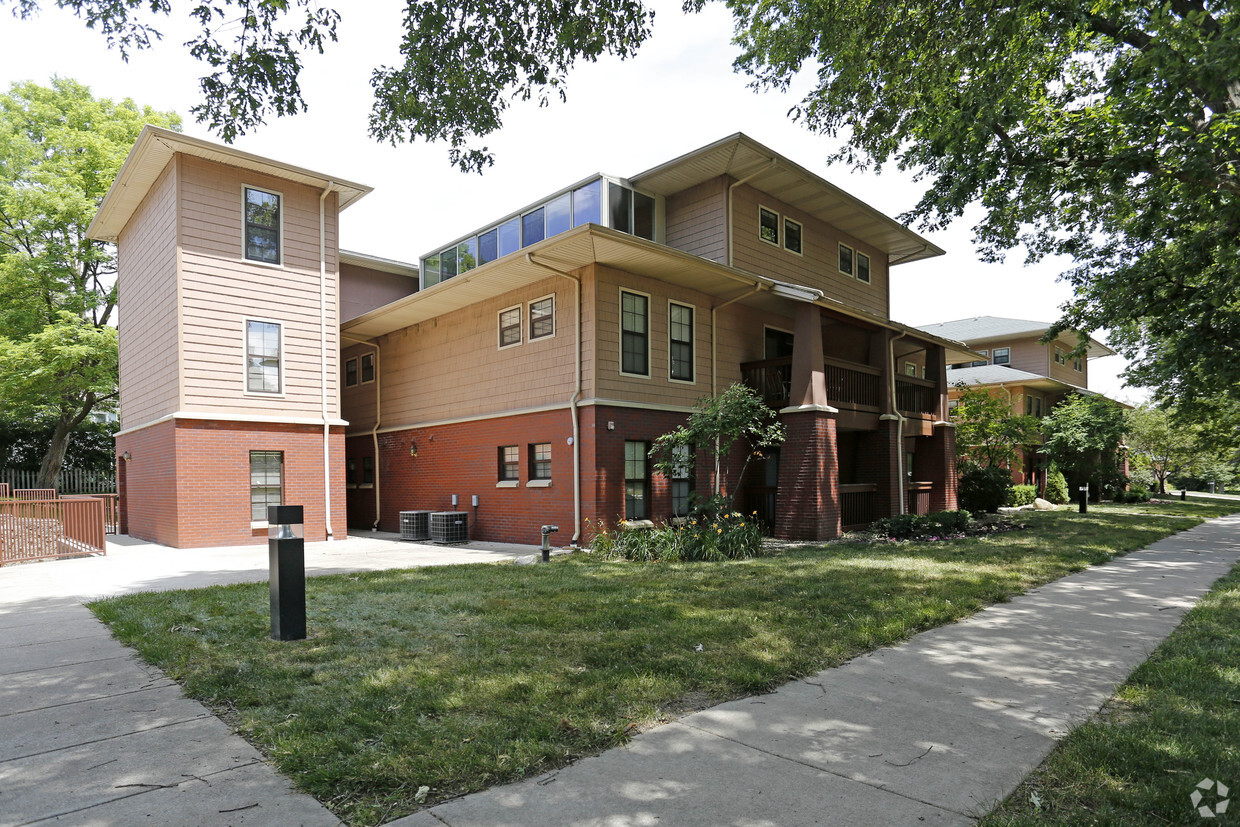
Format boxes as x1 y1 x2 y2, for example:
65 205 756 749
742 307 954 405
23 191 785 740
342 334 382 530
319 182 337 540
526 254 583 546
887 331 909 515
727 160 778 268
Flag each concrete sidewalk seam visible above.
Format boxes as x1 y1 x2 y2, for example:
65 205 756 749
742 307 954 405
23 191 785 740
0 681 179 720
0 652 131 678
0 708 215 764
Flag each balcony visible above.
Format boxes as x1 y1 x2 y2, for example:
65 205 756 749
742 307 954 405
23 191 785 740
741 356 881 410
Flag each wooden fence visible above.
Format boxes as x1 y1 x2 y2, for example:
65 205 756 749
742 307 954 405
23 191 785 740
0 497 107 566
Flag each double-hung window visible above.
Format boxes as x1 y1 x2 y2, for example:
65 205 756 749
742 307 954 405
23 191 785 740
245 319 281 394
783 218 802 255
1054 347 1067 365
993 347 1010 366
498 446 519 482
345 358 358 387
360 353 375 383
620 290 649 376
529 443 551 481
624 441 649 520
669 302 694 382
839 243 855 276
529 296 554 341
759 207 780 246
249 451 283 523
856 252 871 283
671 445 693 518
499 306 522 348
243 187 281 265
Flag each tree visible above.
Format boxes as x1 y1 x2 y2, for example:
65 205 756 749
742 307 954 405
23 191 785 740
12 2 1238 403
1125 403 1202 494
650 383 785 515
1041 394 1129 499
949 384 1042 472
0 78 180 487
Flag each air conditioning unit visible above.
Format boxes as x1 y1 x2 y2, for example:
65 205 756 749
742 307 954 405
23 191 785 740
399 510 432 541
430 511 469 544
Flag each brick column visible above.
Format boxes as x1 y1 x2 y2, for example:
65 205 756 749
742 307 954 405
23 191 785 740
774 408 841 540
872 416 904 518
925 423 959 512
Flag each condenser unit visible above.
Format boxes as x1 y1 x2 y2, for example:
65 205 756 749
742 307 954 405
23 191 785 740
430 511 469 544
399 510 432 541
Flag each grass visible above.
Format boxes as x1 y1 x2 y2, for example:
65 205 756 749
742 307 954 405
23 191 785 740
981 547 1240 825
90 500 1237 825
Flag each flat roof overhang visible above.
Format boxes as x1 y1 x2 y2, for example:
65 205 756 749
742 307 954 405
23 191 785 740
342 224 979 363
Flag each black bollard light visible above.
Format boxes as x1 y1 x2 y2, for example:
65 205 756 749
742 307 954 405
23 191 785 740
1078 484 1089 514
268 505 306 641
1181 489 1187 501
540 524 560 563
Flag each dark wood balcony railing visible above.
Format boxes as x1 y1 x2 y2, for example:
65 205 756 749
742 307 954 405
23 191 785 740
741 357 880 409
907 482 933 516
896 376 938 415
840 483 877 529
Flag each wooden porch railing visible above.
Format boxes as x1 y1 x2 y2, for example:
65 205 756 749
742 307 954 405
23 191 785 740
0 497 107 566
840 483 877 529
741 358 793 408
896 377 938 415
0 483 8 498
742 357 882 409
63 493 120 535
14 488 58 501
907 482 933 516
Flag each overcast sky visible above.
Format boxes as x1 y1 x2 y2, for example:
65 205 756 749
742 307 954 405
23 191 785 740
0 0 1146 403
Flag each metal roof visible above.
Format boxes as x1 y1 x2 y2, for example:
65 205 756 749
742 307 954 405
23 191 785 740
87 126 372 242
340 250 418 278
629 133 944 266
920 316 1115 358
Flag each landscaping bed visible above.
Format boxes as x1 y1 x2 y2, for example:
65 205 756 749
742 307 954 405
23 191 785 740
90 500 1237 826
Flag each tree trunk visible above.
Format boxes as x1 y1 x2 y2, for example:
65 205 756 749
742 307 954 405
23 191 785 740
35 401 93 490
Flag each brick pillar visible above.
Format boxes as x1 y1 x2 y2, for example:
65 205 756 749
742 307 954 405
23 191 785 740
774 409 840 540
873 416 904 518
116 451 128 535
925 423 959 512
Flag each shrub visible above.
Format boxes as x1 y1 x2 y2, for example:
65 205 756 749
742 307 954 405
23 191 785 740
958 464 1012 514
1007 485 1037 507
1114 487 1151 504
590 512 767 562
873 510 971 540
1044 467 1070 504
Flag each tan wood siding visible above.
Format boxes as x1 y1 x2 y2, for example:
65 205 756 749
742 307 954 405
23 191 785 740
355 275 585 429
730 184 889 318
664 176 728 263
1000 338 1048 375
176 154 340 418
117 159 180 429
341 262 418 322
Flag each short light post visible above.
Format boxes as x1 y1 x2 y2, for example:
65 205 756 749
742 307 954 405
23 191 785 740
268 505 306 641
540 525 559 563
1078 484 1089 514
1181 489 1188 501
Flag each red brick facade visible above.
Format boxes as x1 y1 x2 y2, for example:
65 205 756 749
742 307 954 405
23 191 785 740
774 409 841 540
117 420 346 548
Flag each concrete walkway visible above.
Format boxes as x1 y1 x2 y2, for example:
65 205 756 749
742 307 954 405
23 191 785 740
0 533 528 826
1 516 1237 826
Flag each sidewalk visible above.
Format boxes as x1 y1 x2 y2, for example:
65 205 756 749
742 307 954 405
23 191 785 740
0 533 528 827
1 516 1237 825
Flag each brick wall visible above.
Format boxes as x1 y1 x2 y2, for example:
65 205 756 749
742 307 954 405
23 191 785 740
774 409 841 540
117 419 346 548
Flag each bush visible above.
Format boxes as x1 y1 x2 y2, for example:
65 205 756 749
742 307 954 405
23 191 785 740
1045 467 1070 504
1114 487 1151 503
1007 485 1037 507
590 512 767 562
873 510 971 540
958 464 1013 514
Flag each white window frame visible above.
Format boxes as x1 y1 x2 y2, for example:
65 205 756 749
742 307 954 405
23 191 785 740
838 242 855 277
759 205 781 247
619 288 652 379
528 294 556 342
249 450 283 528
242 317 285 397
856 251 871 283
241 185 284 268
359 352 375 384
1054 347 1067 365
498 304 523 350
992 347 1010 365
344 357 358 387
1073 354 1083 372
668 300 696 385
904 361 918 376
782 217 804 256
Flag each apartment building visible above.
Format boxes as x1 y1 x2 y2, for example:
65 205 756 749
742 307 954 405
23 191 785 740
93 128 975 547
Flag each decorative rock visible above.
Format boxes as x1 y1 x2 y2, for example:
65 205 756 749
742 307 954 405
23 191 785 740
1034 497 1056 510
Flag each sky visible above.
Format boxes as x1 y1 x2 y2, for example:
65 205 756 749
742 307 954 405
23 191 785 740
0 0 1146 403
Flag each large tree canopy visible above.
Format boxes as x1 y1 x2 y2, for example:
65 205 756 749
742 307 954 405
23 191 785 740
0 78 179 487
8 0 1238 408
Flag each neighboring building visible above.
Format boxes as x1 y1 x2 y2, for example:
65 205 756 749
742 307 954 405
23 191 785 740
917 316 1123 487
93 128 976 548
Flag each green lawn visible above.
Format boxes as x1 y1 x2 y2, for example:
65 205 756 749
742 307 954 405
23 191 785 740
90 501 1237 825
982 551 1240 825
